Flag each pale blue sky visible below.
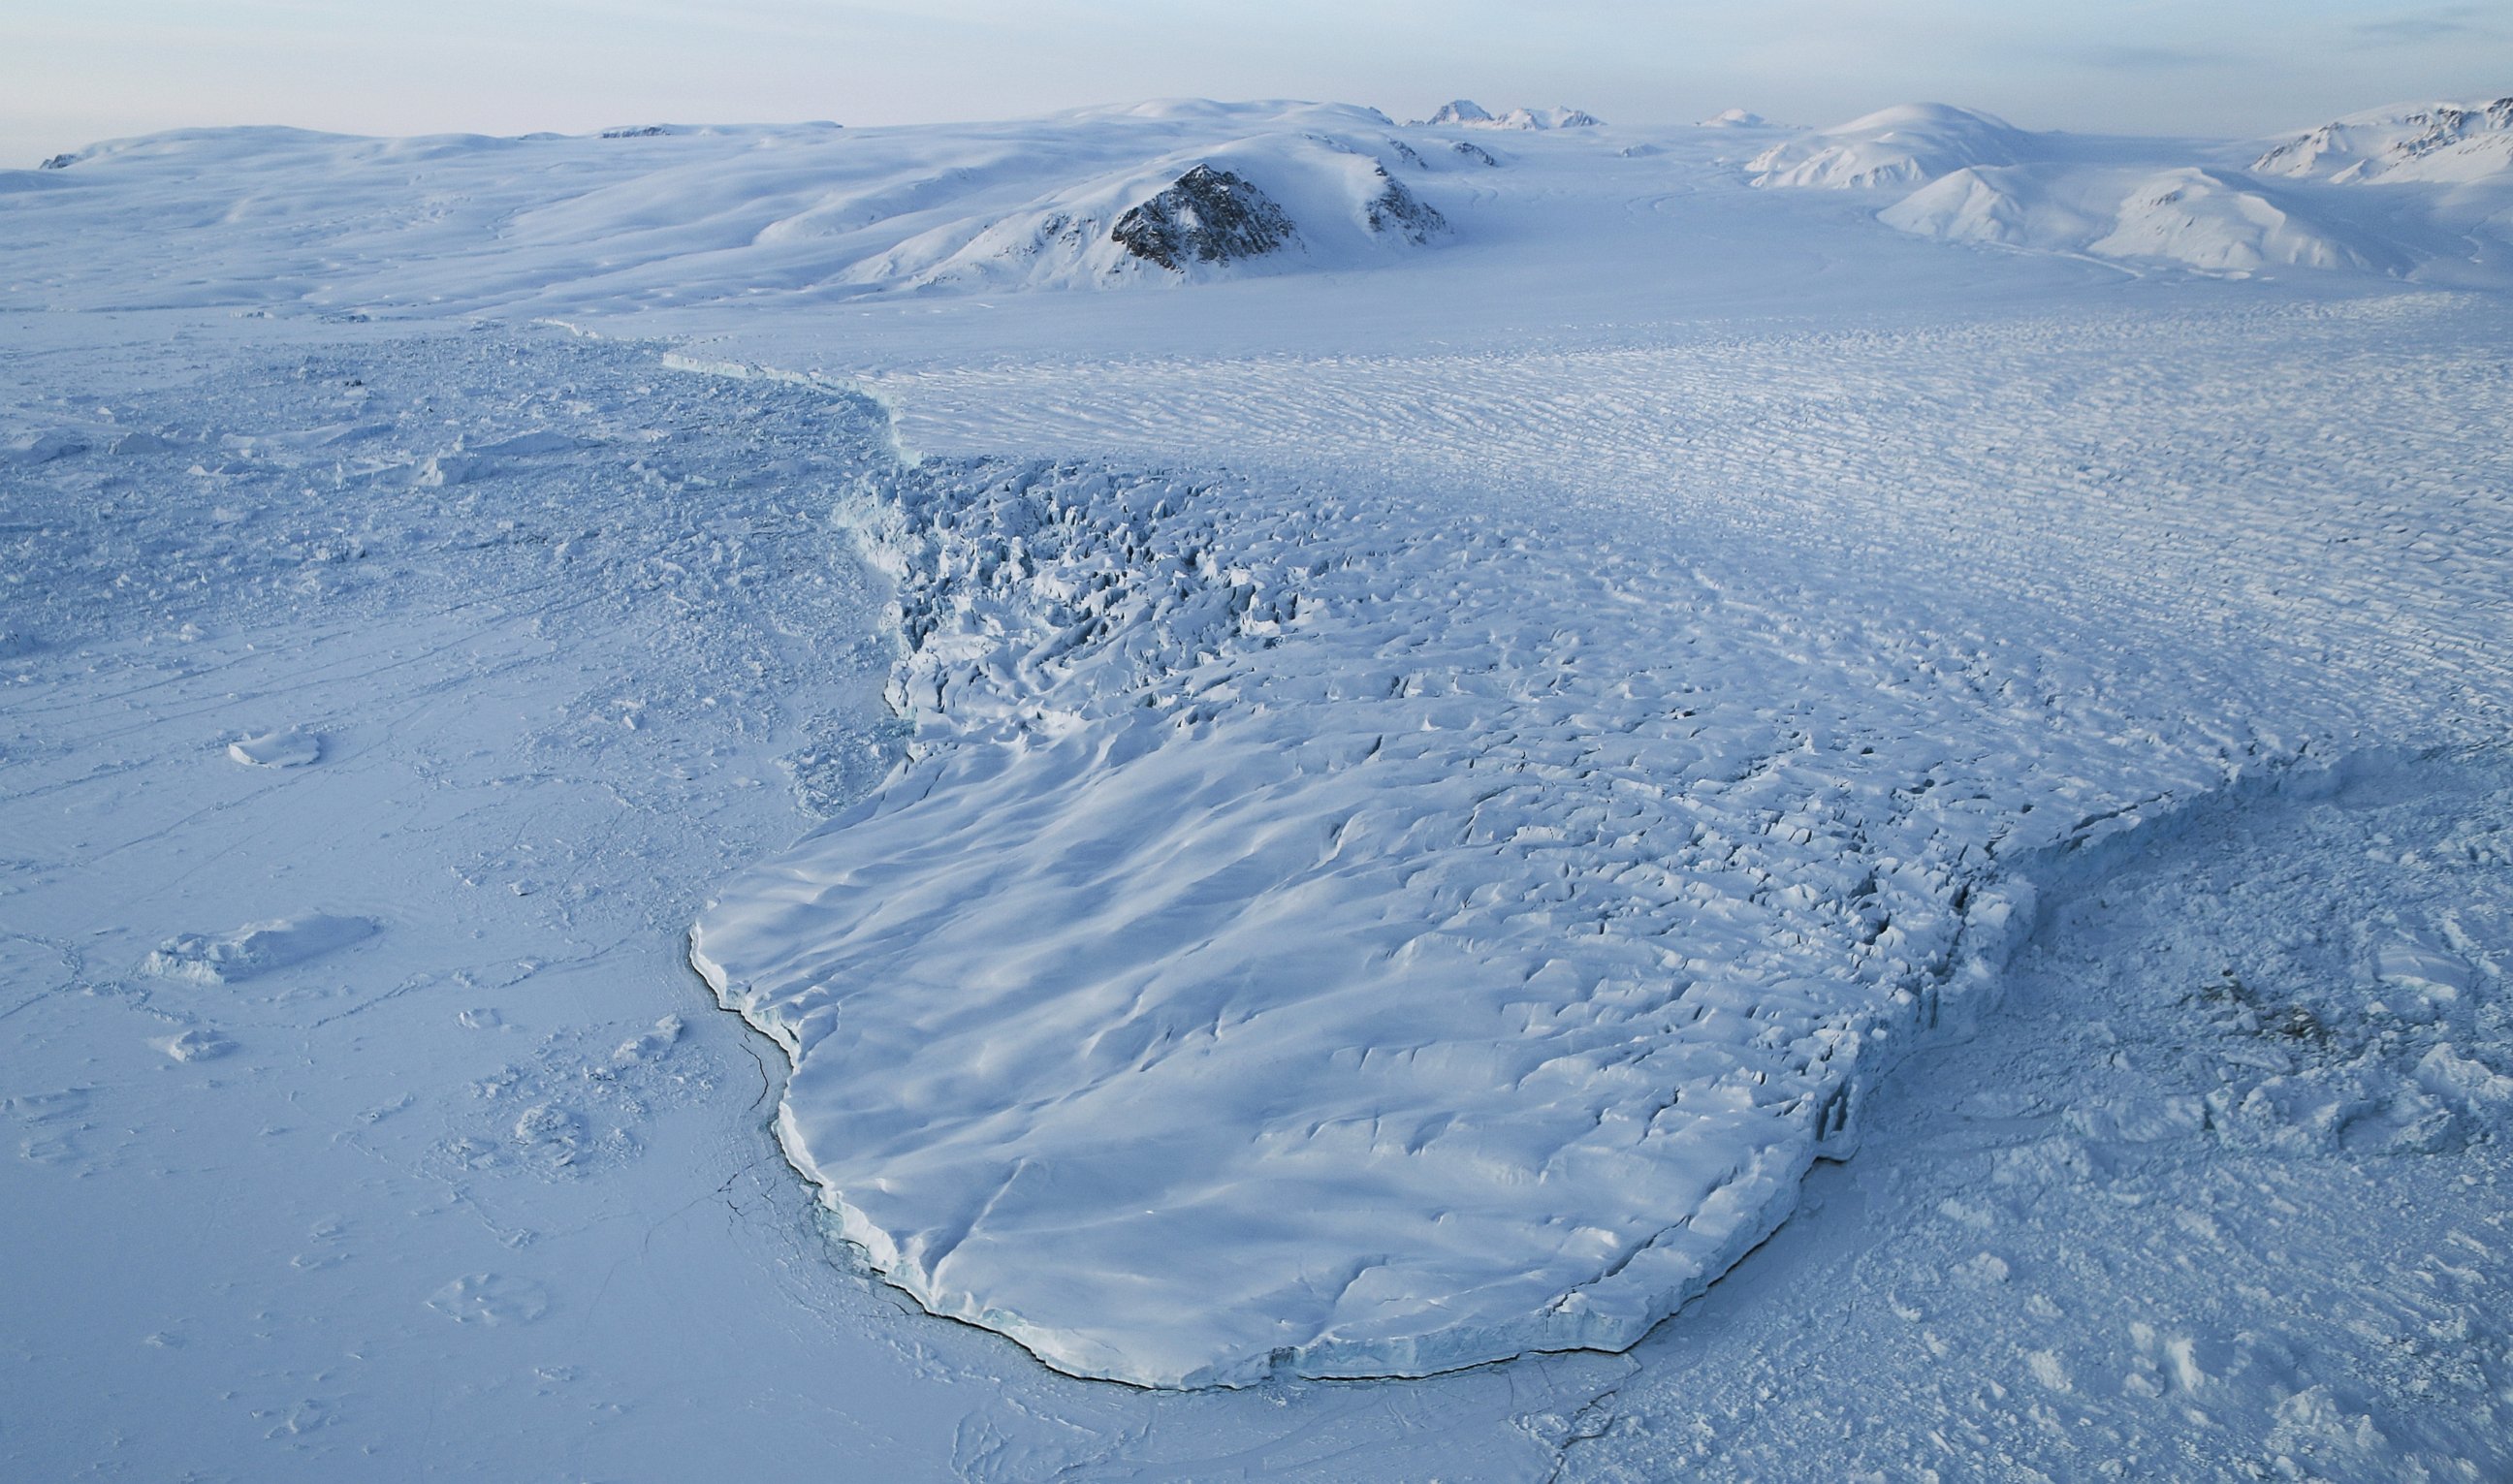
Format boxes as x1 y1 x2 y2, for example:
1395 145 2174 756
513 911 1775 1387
5 1 2507 166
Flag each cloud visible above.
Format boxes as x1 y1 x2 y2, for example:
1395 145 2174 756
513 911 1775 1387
2063 44 2229 72
2352 5 2504 44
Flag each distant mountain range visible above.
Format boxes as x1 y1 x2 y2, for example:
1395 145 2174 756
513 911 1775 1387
9 93 2508 310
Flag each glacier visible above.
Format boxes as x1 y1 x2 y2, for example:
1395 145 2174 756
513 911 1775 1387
5 91 2512 1481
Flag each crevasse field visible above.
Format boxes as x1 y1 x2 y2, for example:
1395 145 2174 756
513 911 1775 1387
5 96 2512 1479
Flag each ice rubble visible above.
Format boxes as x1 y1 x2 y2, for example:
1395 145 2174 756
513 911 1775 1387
143 914 376 984
691 429 2292 1385
1567 751 2513 1479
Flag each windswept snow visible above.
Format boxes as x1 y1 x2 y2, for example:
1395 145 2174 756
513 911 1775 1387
845 132 1450 290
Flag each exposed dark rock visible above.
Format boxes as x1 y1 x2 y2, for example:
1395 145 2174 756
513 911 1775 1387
1109 165 1297 271
38 153 75 171
1448 141 1499 168
600 126 670 140
1363 167 1447 243
1417 100 1493 127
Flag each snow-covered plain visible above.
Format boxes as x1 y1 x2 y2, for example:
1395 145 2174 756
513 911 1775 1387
5 95 2512 1478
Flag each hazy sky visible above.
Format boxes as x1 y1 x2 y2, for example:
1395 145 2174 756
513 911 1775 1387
5 1 2508 166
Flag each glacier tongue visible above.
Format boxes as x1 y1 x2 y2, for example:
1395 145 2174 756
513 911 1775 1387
691 445 2251 1387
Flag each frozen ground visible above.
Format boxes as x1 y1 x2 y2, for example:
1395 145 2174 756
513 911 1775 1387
5 97 2512 1478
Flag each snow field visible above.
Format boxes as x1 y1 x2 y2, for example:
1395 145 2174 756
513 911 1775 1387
856 298 2513 741
0 322 929 1475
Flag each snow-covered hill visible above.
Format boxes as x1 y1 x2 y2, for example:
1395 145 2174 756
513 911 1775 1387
1881 162 2387 276
1747 103 2031 189
2088 168 2381 272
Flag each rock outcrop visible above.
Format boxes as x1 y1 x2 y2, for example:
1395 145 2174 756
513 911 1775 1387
1110 165 1298 270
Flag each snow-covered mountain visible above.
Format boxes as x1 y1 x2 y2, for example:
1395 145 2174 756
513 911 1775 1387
1412 99 1603 131
839 132 1449 290
2252 96 2513 183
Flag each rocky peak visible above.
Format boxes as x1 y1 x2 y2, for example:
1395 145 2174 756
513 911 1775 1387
1109 165 1298 271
